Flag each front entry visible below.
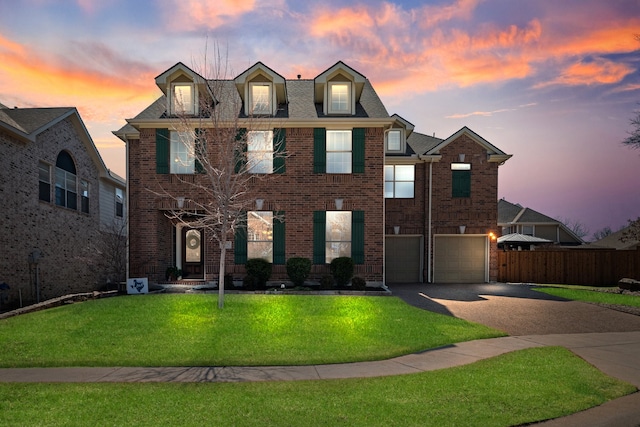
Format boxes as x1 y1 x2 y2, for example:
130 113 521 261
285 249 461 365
181 227 204 280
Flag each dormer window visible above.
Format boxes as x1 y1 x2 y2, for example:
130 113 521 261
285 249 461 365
171 83 195 115
329 82 351 114
385 129 404 152
249 82 272 115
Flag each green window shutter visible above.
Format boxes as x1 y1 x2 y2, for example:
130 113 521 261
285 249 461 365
234 212 248 265
234 128 247 173
313 211 326 264
273 128 286 174
352 128 365 174
194 128 205 174
352 210 365 264
273 211 286 264
452 170 471 198
313 128 326 173
156 128 169 174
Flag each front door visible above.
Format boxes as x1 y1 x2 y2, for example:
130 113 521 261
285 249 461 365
182 227 204 280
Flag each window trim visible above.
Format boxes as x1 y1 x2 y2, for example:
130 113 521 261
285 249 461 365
248 82 273 116
247 130 274 174
170 82 196 115
247 211 274 263
170 130 196 174
385 164 415 199
385 129 405 153
328 81 352 115
325 211 352 263
326 130 352 174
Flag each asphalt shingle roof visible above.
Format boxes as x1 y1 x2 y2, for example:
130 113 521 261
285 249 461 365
0 106 73 137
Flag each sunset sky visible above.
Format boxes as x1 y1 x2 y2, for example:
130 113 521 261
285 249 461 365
1 0 639 238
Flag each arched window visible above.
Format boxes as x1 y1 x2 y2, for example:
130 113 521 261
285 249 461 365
55 151 77 210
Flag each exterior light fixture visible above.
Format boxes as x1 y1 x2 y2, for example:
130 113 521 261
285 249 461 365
256 198 264 210
177 197 185 208
335 198 343 210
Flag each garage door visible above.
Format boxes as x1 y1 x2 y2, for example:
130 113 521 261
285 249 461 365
433 235 487 283
385 235 422 283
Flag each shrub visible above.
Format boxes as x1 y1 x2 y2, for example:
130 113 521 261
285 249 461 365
286 257 312 287
224 274 234 289
319 275 335 290
245 258 272 288
243 275 257 291
330 257 354 287
165 266 182 281
351 276 366 291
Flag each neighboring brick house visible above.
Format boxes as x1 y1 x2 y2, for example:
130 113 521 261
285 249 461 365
0 103 126 306
115 61 511 286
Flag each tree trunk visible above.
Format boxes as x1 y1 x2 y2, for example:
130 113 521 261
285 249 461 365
218 240 226 309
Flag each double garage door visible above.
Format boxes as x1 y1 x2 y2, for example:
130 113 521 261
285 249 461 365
385 235 488 283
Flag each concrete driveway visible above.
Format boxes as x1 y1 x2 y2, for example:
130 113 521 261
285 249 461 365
389 282 640 336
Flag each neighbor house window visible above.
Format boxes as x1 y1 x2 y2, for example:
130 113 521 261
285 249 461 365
55 151 77 210
249 82 272 115
326 130 352 173
247 130 274 174
171 83 195 115
328 82 351 114
247 211 273 262
80 180 89 214
385 165 414 198
38 161 51 202
385 129 403 152
451 163 471 198
115 188 124 217
521 225 534 236
325 211 352 263
170 131 195 174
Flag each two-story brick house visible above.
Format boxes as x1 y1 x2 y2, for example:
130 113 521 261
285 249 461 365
0 103 126 307
115 61 511 286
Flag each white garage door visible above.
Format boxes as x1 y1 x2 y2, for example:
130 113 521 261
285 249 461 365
385 235 422 283
433 235 487 283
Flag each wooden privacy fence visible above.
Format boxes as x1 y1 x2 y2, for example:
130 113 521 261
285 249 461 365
497 248 640 286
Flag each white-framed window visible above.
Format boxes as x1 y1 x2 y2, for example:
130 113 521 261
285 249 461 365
115 188 124 217
326 211 352 263
385 165 415 198
326 130 352 173
38 161 51 202
171 83 195 115
55 151 77 210
385 129 403 152
247 130 274 174
170 131 195 174
248 211 273 262
522 225 534 236
80 179 89 214
328 82 351 114
249 82 272 115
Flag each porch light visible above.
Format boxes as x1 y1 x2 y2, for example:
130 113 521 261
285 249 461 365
177 196 186 209
335 198 343 210
459 225 466 234
256 198 264 210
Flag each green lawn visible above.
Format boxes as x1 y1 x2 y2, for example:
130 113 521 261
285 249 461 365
0 347 634 427
534 286 640 307
0 294 504 367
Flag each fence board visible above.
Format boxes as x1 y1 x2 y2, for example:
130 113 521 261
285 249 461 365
498 248 640 286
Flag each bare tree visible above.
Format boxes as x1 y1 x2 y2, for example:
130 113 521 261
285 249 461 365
622 35 640 150
620 217 640 243
556 216 589 240
592 226 613 241
155 47 284 308
79 219 127 288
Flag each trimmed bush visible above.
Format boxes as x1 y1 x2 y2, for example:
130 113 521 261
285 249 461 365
245 258 272 288
319 275 335 290
330 257 354 286
243 275 257 291
286 257 312 287
351 276 366 291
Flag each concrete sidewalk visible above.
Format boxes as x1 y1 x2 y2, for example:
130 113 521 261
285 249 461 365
1 332 639 425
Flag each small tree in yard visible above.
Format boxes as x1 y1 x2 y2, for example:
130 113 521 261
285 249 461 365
620 217 640 244
158 49 284 308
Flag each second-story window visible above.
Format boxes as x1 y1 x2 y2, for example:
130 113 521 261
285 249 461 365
38 161 51 202
326 130 352 173
80 180 89 214
452 163 471 198
55 151 77 210
247 130 273 174
385 165 414 198
115 188 124 217
328 82 351 114
249 83 272 115
170 131 195 174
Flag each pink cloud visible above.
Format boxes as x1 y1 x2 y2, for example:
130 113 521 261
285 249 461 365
536 58 635 88
163 0 261 29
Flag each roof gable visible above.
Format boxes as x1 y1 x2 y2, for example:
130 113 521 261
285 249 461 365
426 126 511 163
155 62 206 91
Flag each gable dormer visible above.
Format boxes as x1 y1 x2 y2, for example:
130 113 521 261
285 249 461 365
386 114 414 154
155 62 208 116
234 62 286 117
314 61 366 116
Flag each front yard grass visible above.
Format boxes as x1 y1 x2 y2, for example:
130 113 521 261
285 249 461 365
0 347 634 427
0 294 504 368
533 286 640 308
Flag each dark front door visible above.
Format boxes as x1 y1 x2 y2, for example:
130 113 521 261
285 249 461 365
182 228 204 280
